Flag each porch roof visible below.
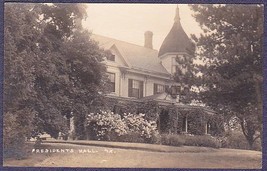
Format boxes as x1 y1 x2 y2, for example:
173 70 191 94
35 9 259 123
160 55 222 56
105 94 216 115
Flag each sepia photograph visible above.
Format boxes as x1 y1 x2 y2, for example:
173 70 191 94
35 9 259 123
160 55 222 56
3 2 263 169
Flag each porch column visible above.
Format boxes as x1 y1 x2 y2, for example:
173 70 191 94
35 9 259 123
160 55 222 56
205 122 210 134
205 122 208 134
173 111 178 134
169 107 178 134
69 117 75 140
185 116 188 133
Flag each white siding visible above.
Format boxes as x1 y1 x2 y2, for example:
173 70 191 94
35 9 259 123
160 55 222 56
161 56 173 74
119 72 169 98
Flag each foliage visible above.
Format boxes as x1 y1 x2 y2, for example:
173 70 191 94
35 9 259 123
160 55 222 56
220 131 261 151
160 134 221 148
122 113 159 143
86 111 128 141
3 111 33 158
86 111 159 143
4 3 108 155
4 4 39 157
160 134 185 146
183 135 221 148
137 100 160 121
189 4 263 149
118 132 148 143
104 98 160 121
104 98 223 136
166 106 224 136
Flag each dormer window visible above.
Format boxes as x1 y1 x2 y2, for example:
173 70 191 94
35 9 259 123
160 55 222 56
107 54 115 61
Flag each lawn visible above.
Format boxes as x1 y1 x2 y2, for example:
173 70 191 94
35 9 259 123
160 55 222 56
3 142 262 169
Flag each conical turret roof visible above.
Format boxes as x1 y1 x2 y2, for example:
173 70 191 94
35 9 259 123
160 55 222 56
158 6 195 57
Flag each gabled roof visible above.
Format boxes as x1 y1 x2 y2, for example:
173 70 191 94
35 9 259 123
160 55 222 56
91 34 170 76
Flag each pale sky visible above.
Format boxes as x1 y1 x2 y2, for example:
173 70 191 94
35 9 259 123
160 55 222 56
82 4 203 50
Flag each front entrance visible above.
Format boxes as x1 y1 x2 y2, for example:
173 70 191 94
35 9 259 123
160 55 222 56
157 109 169 134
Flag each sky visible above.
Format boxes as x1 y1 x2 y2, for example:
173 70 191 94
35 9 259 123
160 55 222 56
82 4 203 50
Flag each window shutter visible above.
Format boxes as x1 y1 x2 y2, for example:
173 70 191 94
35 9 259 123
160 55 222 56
140 81 144 98
128 79 133 97
154 84 157 95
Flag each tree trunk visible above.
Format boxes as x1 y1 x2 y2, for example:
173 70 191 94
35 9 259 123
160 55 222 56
248 139 254 150
254 78 263 148
240 119 255 150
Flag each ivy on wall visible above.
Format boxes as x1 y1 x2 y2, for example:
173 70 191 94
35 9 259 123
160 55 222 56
73 96 224 139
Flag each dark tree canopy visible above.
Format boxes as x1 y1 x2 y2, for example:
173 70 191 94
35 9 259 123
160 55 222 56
189 4 263 149
4 3 108 152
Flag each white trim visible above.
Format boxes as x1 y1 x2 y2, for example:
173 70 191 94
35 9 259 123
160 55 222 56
127 68 171 80
159 52 193 60
110 44 130 67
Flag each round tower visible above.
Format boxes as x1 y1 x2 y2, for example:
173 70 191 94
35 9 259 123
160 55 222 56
158 5 195 75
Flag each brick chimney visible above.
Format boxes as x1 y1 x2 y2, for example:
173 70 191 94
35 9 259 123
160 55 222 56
144 31 153 49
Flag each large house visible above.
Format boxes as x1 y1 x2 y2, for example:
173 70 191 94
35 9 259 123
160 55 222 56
87 6 222 136
68 6 222 138
92 6 194 105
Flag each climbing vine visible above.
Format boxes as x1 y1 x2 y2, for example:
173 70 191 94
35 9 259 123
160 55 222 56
75 96 224 139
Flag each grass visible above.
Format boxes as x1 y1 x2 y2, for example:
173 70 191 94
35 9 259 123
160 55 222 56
3 143 53 167
3 141 262 169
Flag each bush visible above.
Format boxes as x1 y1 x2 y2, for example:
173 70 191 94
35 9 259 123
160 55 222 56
4 109 35 158
86 111 223 148
221 131 262 151
160 134 221 148
160 134 185 146
117 132 146 143
122 113 159 143
86 111 128 141
183 135 221 148
86 111 159 143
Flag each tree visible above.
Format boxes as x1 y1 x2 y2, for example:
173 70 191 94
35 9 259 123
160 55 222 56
189 4 263 149
4 3 108 155
4 3 40 157
57 30 108 139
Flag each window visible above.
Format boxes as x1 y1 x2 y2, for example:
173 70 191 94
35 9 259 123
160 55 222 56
128 79 143 98
107 72 115 92
181 87 189 95
170 85 181 95
107 54 115 61
154 84 165 95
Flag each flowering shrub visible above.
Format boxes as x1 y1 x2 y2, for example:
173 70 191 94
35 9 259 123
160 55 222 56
86 111 159 143
86 111 128 141
122 113 158 138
